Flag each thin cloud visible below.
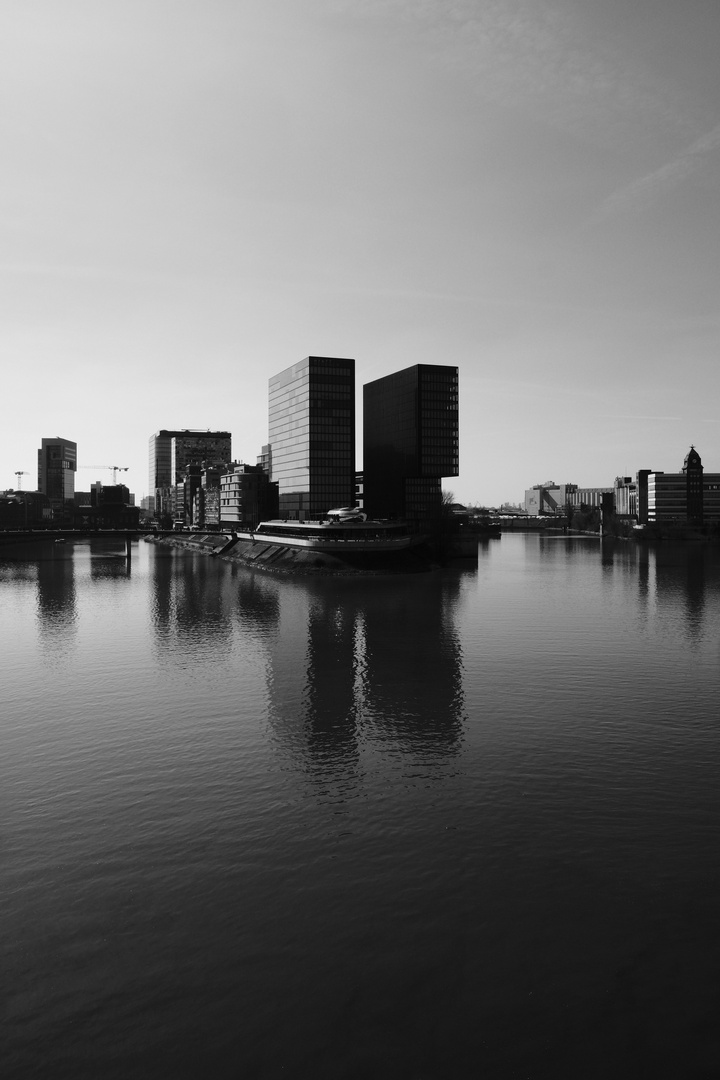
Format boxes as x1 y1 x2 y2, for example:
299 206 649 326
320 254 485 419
326 0 690 150
591 122 720 221
603 414 682 422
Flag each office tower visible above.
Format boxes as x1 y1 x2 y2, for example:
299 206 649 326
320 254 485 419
37 437 77 518
148 429 232 519
363 364 459 525
268 356 355 520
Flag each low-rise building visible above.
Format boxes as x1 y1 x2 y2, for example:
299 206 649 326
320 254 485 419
220 463 279 530
74 484 140 528
0 490 52 528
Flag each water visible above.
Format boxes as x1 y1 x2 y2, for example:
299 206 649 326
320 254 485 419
2 534 720 1078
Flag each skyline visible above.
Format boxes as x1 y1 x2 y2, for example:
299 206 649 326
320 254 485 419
3 0 720 505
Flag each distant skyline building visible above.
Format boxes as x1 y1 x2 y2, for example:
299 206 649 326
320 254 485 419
640 446 720 526
37 436 77 518
148 429 232 519
268 356 355 520
524 481 574 516
524 482 612 516
363 364 459 525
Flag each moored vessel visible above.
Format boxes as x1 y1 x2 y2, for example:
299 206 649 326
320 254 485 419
242 517 415 553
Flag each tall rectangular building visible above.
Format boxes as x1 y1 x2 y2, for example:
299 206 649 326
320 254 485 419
363 364 459 524
148 429 232 519
268 356 355 520
38 437 77 517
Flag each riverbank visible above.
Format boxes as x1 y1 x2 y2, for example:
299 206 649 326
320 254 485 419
146 531 439 574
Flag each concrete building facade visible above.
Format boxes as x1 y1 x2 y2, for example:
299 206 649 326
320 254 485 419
524 482 574 516
525 482 612 516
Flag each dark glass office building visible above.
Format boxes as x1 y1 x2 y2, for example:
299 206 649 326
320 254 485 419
363 364 459 524
37 436 77 519
269 356 355 520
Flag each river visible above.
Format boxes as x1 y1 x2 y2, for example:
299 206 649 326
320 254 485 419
2 533 720 1078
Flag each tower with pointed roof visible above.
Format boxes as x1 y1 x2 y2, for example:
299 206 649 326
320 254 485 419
682 445 703 526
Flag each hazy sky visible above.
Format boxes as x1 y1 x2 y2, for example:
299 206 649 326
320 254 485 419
3 0 720 505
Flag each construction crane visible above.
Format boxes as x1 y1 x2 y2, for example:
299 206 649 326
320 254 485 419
14 470 29 490
79 466 130 484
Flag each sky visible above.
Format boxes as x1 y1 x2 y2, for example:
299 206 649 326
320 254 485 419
3 0 720 507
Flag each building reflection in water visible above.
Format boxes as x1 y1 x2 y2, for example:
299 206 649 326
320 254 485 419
652 544 717 646
359 576 466 754
35 544 78 665
245 572 467 796
87 539 132 582
149 548 234 665
601 539 720 646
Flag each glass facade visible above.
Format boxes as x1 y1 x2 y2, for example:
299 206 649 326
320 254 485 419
269 357 355 520
363 364 458 524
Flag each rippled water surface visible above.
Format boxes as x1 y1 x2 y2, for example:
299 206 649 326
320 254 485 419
2 534 720 1078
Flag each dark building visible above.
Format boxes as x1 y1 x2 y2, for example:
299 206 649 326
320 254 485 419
636 469 652 525
0 490 52 529
37 437 77 519
268 356 355 520
684 446 703 527
363 364 459 525
148 429 232 520
74 484 140 529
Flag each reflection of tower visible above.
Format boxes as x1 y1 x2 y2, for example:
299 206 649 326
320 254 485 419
264 581 360 772
36 547 77 660
89 538 132 581
149 545 175 639
654 546 707 644
263 576 465 778
149 545 233 660
635 544 651 625
304 596 360 769
360 576 465 753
